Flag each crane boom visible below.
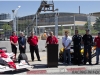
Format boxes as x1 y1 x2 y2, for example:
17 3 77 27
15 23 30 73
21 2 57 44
26 0 54 36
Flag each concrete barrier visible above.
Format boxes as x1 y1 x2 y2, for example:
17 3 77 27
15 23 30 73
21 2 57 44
0 39 63 53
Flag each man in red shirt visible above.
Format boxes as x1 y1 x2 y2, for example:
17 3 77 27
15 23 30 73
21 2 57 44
27 31 41 61
94 32 100 65
10 31 18 60
46 31 58 44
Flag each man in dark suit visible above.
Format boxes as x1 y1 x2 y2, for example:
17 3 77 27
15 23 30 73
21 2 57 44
18 32 26 54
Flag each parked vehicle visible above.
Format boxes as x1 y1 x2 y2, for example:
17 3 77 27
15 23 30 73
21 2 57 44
59 45 96 64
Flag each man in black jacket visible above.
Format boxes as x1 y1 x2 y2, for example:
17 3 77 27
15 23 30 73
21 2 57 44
18 32 26 54
72 29 82 65
82 29 93 65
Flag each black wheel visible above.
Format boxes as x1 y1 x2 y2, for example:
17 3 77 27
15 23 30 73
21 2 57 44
59 53 63 62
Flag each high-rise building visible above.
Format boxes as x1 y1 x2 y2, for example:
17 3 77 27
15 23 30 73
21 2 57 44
0 13 12 40
0 13 11 20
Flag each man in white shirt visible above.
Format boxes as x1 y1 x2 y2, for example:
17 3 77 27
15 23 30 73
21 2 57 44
62 30 72 65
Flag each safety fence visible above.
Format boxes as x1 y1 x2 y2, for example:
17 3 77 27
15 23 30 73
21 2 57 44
15 13 98 37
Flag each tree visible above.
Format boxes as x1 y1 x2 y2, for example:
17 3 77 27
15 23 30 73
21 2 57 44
84 22 88 29
61 25 63 30
75 26 78 30
93 17 100 31
2 24 12 38
2 24 12 31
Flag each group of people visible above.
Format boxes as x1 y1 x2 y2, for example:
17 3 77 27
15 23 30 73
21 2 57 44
10 31 41 62
62 29 100 65
9 31 58 62
9 29 100 65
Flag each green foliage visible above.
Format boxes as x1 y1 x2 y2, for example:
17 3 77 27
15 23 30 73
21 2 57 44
61 25 63 30
58 30 62 35
93 17 100 31
0 32 4 34
2 24 12 31
58 27 98 36
84 22 88 29
2 24 12 38
71 29 98 36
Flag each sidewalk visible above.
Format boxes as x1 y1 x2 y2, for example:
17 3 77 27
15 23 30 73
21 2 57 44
10 52 100 74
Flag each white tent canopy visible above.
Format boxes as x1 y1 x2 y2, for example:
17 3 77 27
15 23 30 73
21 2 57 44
0 19 12 22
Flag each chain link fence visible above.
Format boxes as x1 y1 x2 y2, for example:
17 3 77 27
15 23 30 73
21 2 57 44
8 12 99 39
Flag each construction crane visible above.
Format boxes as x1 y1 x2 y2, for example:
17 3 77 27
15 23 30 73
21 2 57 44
26 0 54 36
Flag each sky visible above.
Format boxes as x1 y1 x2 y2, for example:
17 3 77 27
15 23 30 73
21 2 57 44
0 1 100 18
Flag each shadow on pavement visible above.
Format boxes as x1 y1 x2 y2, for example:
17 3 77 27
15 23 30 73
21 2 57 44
31 63 98 69
31 63 72 69
1 68 30 74
32 64 47 68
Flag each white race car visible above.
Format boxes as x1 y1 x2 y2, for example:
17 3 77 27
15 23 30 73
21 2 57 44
0 50 32 73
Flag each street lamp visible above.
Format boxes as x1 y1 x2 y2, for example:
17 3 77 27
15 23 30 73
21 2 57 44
87 13 92 34
74 15 75 34
71 26 72 36
18 6 21 8
12 5 21 36
70 15 75 34
38 27 40 36
36 14 37 35
55 8 59 38
12 10 15 32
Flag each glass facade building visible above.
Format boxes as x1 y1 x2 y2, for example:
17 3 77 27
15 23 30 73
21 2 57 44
0 13 11 29
0 13 11 20
0 13 11 39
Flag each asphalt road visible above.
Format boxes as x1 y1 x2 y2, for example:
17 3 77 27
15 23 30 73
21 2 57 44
1 52 100 74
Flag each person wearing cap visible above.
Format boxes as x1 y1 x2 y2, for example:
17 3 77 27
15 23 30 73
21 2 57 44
82 29 93 65
62 30 72 65
46 31 58 44
72 29 82 65
10 31 18 61
94 32 100 65
27 31 41 61
18 32 26 54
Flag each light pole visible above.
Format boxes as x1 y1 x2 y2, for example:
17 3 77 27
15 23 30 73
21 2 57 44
71 26 72 36
70 15 75 34
38 27 40 36
12 10 15 32
74 15 75 34
87 13 92 34
26 28 28 37
36 14 37 35
16 15 18 36
12 5 21 36
55 8 59 38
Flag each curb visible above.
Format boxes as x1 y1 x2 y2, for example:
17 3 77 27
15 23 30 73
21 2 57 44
27 67 87 74
26 65 100 74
